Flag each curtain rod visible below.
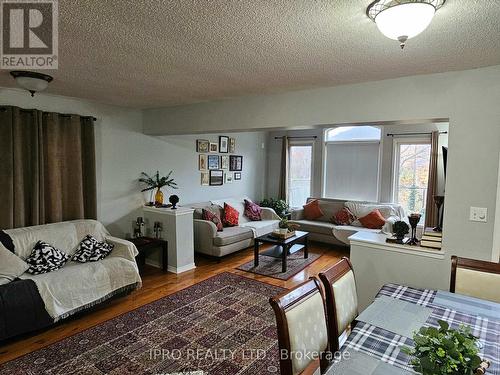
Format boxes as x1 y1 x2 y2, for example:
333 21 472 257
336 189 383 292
387 131 448 137
274 136 318 140
0 107 97 121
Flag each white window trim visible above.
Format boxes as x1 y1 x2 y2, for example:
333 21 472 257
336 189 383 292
391 136 432 223
288 140 315 208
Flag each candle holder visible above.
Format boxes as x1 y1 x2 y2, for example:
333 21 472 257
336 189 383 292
407 213 421 245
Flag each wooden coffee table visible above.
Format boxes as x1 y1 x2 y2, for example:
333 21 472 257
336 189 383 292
254 231 309 273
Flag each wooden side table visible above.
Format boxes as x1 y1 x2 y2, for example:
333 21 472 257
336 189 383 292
127 237 168 272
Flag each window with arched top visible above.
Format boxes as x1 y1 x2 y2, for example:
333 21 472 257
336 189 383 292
325 126 381 142
323 126 381 201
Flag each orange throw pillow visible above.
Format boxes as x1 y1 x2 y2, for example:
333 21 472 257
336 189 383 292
303 199 324 220
358 209 386 229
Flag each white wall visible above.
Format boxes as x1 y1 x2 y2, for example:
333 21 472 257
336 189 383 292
144 65 500 281
0 88 267 237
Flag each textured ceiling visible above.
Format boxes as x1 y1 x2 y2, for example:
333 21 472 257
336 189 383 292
1 0 499 108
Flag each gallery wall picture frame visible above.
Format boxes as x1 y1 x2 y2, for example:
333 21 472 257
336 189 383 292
234 172 241 180
220 155 229 169
201 172 209 186
209 142 218 153
219 136 229 153
229 138 236 153
209 170 223 186
197 139 209 153
225 173 233 184
208 154 220 170
199 154 207 171
229 155 243 171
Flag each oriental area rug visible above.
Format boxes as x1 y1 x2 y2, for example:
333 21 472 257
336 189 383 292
0 272 285 375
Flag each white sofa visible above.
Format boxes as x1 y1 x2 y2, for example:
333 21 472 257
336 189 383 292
191 197 280 258
2 219 142 322
290 198 406 246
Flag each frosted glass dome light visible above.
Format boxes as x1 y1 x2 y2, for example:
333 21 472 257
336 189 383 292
367 0 446 49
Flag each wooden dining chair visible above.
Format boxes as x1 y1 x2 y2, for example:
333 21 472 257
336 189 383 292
269 277 331 375
318 257 359 353
450 256 500 303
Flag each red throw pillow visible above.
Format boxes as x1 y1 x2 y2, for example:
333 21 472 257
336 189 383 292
303 199 324 220
202 208 223 231
222 203 239 227
244 199 262 221
332 207 355 226
358 209 386 229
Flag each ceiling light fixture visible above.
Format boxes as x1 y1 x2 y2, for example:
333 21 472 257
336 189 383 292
367 0 446 49
10 70 53 97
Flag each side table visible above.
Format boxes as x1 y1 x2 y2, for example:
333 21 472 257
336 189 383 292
127 237 168 272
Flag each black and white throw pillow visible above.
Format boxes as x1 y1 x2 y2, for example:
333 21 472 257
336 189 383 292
26 241 69 275
72 235 114 263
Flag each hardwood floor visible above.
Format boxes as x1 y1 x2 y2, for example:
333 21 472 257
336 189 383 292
0 242 348 365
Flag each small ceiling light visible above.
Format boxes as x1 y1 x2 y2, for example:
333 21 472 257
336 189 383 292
367 0 446 49
10 70 53 97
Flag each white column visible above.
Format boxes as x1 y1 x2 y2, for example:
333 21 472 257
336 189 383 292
143 206 195 274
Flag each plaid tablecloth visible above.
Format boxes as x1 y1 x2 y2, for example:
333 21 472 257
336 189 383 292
342 284 500 374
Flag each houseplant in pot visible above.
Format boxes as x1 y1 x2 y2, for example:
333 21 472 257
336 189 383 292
402 320 483 375
393 220 410 243
140 171 178 206
260 198 290 218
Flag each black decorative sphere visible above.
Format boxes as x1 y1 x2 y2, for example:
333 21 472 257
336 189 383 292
169 194 179 209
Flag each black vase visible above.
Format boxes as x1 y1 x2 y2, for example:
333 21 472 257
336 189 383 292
169 194 179 209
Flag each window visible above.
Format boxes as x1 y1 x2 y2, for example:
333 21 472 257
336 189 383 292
393 139 431 223
323 126 381 201
288 143 313 208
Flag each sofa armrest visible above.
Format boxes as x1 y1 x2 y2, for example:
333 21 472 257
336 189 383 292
193 219 217 254
260 207 280 221
291 208 304 220
106 236 139 262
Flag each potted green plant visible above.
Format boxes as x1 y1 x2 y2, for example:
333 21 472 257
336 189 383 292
260 198 290 218
393 220 410 242
402 320 482 375
139 171 178 206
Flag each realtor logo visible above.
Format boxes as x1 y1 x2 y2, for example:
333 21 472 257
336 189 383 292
1 0 58 69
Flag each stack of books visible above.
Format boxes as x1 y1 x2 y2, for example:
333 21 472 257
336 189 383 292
420 228 442 250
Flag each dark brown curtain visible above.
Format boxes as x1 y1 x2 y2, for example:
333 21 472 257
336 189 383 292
278 136 289 201
425 131 439 228
0 106 96 229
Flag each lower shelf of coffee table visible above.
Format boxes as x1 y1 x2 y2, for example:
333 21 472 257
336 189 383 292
260 244 305 258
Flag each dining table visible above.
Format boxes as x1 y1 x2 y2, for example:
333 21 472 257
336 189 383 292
332 283 499 374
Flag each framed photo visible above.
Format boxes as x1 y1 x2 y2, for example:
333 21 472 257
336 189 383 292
229 138 236 153
208 154 219 169
229 155 243 171
219 136 229 153
209 170 223 186
199 154 207 171
209 142 218 153
220 155 229 169
234 172 241 180
201 172 209 186
196 139 209 153
225 173 233 184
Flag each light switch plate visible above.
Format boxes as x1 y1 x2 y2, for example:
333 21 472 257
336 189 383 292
470 207 488 222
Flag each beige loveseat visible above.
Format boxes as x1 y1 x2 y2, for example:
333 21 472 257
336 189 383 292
191 197 280 258
290 198 406 246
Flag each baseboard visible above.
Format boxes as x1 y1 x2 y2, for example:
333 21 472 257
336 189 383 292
167 263 196 274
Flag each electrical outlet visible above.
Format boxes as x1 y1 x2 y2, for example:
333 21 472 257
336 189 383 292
469 207 487 222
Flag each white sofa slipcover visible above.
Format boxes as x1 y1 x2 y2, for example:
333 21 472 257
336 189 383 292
4 219 142 321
